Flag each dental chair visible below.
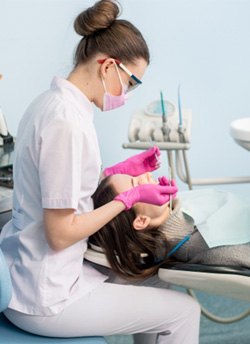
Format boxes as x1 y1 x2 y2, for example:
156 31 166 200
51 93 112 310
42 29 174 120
114 97 250 323
85 243 250 324
0 248 107 344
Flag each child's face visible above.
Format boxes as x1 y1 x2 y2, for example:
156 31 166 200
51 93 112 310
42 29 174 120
110 173 170 223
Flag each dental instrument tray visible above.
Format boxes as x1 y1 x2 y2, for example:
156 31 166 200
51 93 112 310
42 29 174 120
127 100 192 144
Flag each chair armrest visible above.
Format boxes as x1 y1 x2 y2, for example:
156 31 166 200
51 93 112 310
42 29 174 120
160 263 250 277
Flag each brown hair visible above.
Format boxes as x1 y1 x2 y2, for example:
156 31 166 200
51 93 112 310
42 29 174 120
73 0 150 66
91 177 169 280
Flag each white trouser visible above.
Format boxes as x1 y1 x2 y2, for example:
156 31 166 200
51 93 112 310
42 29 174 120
4 270 200 344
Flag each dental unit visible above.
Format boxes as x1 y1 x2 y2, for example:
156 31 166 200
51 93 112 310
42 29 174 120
123 87 250 188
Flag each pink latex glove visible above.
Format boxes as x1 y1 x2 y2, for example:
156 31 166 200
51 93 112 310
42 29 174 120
114 182 178 210
158 176 178 199
158 176 177 187
158 176 170 186
103 146 161 177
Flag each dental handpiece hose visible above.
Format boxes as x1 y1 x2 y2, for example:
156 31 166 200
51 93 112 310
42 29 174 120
160 90 169 141
177 84 186 143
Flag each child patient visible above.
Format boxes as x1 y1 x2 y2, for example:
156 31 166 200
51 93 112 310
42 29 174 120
90 173 250 280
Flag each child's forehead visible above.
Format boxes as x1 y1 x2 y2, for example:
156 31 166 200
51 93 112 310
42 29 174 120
110 174 131 183
110 174 133 191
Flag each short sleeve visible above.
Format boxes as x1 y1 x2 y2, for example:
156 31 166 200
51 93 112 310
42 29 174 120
38 117 83 210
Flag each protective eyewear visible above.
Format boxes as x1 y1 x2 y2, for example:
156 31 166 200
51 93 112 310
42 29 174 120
97 58 142 92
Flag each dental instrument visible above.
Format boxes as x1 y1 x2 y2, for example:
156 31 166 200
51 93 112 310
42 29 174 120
177 84 186 146
160 91 166 126
177 84 182 130
160 91 175 178
168 166 173 213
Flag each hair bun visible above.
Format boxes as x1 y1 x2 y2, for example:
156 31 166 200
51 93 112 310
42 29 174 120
74 0 121 37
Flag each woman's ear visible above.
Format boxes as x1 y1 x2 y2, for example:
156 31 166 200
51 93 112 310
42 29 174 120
100 58 115 79
133 215 151 231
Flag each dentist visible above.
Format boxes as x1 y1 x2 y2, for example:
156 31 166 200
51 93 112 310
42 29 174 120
0 1 200 343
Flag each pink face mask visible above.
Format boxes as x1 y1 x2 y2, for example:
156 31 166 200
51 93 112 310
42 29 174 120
102 63 128 112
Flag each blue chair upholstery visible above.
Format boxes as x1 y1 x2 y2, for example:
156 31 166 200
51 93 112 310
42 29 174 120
0 249 12 312
0 247 107 344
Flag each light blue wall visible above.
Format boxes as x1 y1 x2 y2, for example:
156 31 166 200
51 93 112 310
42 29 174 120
0 0 249 193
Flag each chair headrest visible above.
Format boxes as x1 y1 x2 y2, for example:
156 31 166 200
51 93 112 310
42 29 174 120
0 248 12 312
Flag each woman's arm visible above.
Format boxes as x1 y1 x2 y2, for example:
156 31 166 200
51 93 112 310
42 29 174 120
44 181 177 251
44 200 125 251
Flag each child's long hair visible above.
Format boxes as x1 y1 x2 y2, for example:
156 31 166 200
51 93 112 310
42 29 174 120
90 177 169 280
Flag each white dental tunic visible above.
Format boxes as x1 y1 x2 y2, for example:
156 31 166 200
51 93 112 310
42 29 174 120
0 77 107 316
